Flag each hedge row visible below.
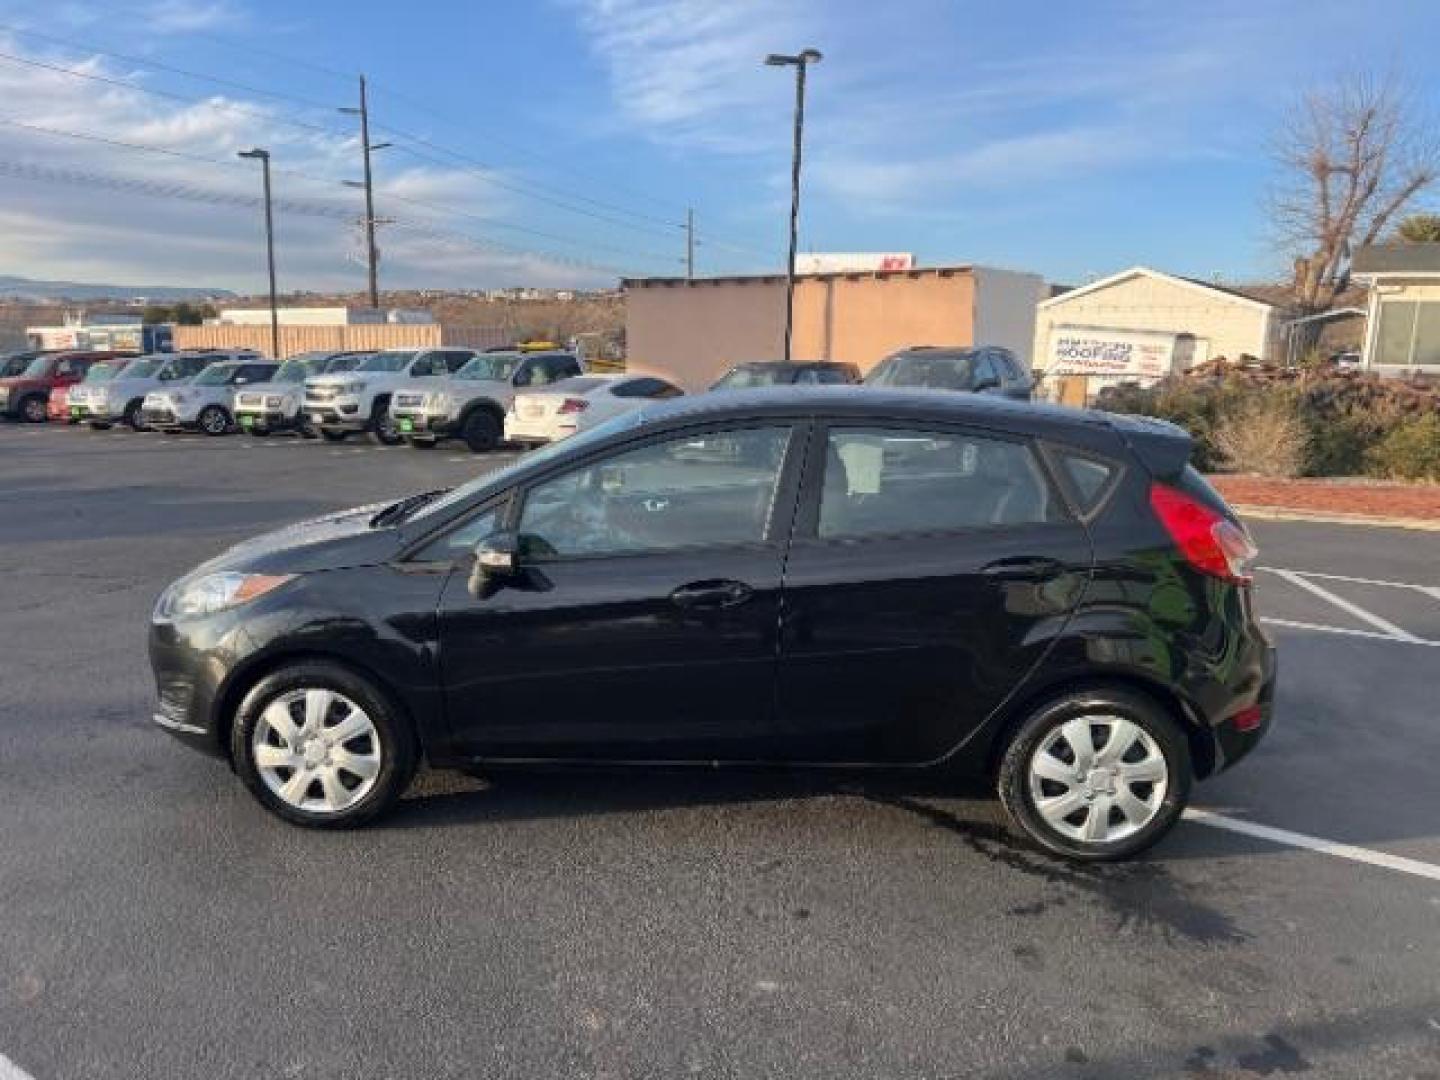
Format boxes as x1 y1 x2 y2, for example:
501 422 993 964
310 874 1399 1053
1096 369 1440 481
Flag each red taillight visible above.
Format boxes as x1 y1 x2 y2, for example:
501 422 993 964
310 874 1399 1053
1231 705 1264 732
1149 482 1257 584
556 398 590 414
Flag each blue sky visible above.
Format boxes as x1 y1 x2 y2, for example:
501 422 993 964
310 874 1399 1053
0 0 1437 292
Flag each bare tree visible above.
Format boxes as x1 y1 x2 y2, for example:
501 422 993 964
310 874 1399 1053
1270 75 1438 316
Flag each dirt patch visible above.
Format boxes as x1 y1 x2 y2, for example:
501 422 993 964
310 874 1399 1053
1209 475 1440 521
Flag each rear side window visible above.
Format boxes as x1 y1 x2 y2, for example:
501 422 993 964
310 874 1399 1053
1056 452 1118 512
818 427 1064 539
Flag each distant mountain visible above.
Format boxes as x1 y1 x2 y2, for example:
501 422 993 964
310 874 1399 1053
0 275 235 302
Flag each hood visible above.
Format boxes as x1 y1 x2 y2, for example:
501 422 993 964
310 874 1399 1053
449 378 509 396
193 501 405 577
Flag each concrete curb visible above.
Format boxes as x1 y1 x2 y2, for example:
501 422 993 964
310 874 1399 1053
1233 504 1440 532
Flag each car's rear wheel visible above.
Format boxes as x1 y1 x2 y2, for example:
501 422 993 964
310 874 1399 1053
20 395 47 423
198 404 230 436
997 687 1190 862
461 408 501 453
231 662 417 828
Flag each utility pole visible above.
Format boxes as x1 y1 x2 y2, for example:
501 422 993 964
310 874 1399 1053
685 207 695 281
340 76 388 310
765 48 822 363
237 148 279 359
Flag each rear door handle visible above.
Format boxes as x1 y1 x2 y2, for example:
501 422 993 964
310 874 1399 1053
980 557 1068 581
670 579 754 609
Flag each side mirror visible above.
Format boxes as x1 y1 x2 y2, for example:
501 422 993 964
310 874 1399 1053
475 532 520 578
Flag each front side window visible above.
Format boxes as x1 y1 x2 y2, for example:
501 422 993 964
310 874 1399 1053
818 427 1062 539
357 351 417 373
455 354 522 382
712 365 789 390
21 357 53 378
194 364 238 386
517 426 791 558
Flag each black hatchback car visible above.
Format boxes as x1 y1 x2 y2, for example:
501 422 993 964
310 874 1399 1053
150 388 1275 859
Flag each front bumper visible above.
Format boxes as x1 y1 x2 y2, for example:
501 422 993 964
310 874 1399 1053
148 618 228 758
306 399 367 430
391 408 454 437
236 408 303 433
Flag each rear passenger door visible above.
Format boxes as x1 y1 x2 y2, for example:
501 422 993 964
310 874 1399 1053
775 422 1092 763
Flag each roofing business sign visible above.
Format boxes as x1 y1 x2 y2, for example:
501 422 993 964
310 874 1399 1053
1045 326 1179 379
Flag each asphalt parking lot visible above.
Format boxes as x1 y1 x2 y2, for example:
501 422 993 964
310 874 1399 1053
2 422 1438 1080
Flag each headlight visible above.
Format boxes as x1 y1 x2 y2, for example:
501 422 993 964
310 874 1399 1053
342 381 366 395
154 572 294 621
266 395 285 408
430 392 453 412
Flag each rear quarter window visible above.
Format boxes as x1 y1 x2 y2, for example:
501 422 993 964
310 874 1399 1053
1050 449 1120 515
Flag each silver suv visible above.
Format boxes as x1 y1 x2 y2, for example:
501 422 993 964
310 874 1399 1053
303 348 477 445
141 360 279 435
390 350 583 452
69 351 255 430
234 352 372 436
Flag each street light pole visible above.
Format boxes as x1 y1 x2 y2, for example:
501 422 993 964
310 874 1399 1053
238 148 279 360
765 48 822 363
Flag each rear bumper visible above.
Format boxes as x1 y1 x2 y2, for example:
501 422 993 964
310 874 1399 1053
1208 640 1277 772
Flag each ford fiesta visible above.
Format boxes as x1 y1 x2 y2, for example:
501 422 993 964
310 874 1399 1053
149 388 1275 860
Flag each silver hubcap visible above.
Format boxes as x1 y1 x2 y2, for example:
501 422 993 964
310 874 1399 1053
1027 715 1169 844
203 409 225 433
252 689 382 815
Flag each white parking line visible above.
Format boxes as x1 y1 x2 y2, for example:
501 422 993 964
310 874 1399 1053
1265 568 1421 642
0 1052 37 1080
1184 809 1440 883
1260 617 1440 647
1261 566 1440 597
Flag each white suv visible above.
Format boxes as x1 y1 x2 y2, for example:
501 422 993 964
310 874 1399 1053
303 348 476 445
389 351 583 452
141 360 279 435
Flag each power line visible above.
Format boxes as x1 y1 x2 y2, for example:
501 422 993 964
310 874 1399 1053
0 116 681 267
0 158 656 277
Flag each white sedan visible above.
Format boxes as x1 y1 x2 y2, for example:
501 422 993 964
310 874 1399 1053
505 375 684 447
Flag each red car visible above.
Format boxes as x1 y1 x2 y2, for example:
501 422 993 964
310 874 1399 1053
0 351 131 423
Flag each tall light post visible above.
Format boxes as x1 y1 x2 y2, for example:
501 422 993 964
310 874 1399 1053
237 147 279 360
765 47 821 363
340 75 392 310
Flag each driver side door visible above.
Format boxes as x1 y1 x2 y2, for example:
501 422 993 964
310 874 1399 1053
436 422 805 761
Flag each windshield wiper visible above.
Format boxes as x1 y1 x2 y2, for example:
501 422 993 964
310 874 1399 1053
370 489 449 527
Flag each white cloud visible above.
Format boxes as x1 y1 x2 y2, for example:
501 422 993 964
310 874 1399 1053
0 30 619 289
142 0 245 34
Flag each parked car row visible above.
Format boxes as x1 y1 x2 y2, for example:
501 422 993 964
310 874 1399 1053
3 343 1036 453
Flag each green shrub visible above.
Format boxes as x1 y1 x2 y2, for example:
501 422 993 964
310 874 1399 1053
1366 414 1440 481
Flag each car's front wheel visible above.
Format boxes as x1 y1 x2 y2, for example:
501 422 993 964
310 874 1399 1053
997 687 1190 862
198 405 230 436
370 400 402 446
461 408 501 453
231 662 417 828
122 400 146 431
20 395 47 423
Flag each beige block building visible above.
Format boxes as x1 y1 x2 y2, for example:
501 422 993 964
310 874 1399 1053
623 265 1046 391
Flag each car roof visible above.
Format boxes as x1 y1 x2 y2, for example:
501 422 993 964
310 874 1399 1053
630 385 1185 457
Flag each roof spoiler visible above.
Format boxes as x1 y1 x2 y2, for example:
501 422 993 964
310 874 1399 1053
1105 413 1193 479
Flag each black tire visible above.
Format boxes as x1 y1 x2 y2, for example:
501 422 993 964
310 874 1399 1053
370 399 402 446
122 399 146 431
230 661 418 829
461 408 501 453
996 686 1191 862
299 423 319 440
320 428 348 443
19 395 48 423
198 404 230 436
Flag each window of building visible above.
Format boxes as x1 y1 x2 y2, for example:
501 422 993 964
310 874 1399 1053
1374 300 1440 366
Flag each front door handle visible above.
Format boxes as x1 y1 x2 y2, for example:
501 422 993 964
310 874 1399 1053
980 556 1068 581
670 579 754 609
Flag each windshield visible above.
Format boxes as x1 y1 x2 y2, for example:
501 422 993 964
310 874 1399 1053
455 353 522 382
866 351 975 389
325 353 369 373
272 359 315 383
21 356 53 378
407 409 649 526
711 365 794 390
193 364 240 386
85 362 127 383
355 351 417 373
0 355 32 378
118 359 160 380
